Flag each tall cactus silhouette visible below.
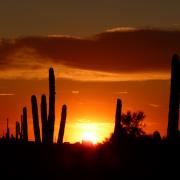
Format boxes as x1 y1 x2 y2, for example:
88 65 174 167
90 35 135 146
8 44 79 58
29 68 56 143
57 105 67 144
113 99 122 139
20 115 23 141
167 54 180 140
48 67 56 143
6 118 10 140
31 95 41 143
41 94 48 143
16 121 20 140
23 107 28 141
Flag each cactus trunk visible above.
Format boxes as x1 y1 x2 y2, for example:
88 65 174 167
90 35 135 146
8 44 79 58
20 115 23 141
57 105 67 144
23 107 28 141
167 54 180 140
31 95 41 143
41 94 48 143
6 118 10 140
113 99 122 139
16 121 20 141
48 68 55 143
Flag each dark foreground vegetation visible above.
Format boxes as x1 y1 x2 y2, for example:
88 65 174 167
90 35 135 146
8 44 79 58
0 139 180 179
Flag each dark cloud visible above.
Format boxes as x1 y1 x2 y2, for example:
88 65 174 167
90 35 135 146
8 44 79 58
0 29 180 72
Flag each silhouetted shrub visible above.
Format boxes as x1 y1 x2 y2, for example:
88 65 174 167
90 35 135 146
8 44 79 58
121 111 145 138
152 131 161 143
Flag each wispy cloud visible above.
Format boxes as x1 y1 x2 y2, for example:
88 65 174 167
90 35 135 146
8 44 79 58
116 91 128 94
72 90 79 94
105 27 138 32
57 66 170 81
47 34 83 40
0 61 171 81
149 104 160 108
0 93 14 96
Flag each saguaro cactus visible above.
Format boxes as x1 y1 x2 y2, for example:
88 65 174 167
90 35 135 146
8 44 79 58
31 95 41 143
113 98 122 139
48 67 55 143
57 105 67 144
41 94 48 143
167 54 180 140
16 121 20 140
23 107 28 141
6 118 10 140
20 115 23 141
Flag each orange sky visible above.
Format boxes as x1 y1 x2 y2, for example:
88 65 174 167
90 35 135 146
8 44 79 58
0 77 171 143
0 28 179 143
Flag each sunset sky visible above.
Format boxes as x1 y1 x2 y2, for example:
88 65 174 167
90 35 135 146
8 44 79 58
0 0 180 143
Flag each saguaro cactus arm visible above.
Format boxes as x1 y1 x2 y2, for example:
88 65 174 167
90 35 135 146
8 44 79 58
31 95 41 143
16 121 20 140
23 107 28 141
57 105 67 144
41 94 48 143
113 98 122 139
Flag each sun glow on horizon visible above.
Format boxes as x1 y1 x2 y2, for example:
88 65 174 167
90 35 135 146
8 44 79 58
79 122 100 144
64 120 114 144
82 131 98 144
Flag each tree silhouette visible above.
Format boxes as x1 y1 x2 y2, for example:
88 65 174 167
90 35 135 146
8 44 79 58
121 111 145 137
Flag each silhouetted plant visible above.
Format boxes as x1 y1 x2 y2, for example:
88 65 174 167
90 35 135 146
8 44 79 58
152 131 161 143
16 121 20 140
20 115 23 141
47 67 56 143
29 67 56 143
121 111 145 137
57 104 67 144
113 99 122 139
31 95 41 143
11 134 15 141
41 94 48 143
22 107 28 141
167 54 180 140
6 118 10 140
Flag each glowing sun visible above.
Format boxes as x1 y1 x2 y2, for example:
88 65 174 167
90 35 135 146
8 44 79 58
82 131 98 144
